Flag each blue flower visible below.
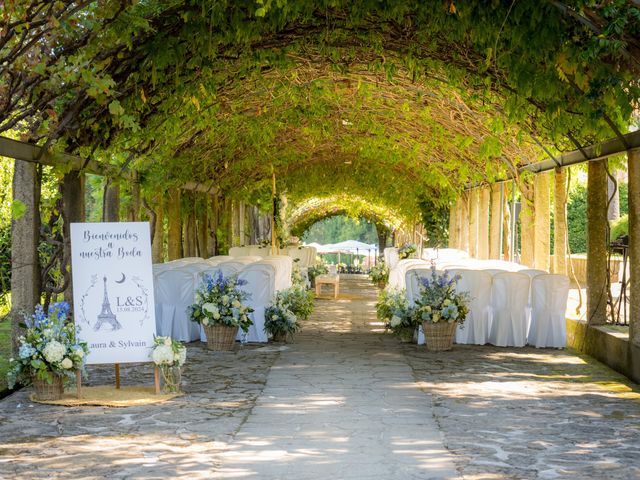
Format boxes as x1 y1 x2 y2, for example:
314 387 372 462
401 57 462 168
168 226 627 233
18 344 36 359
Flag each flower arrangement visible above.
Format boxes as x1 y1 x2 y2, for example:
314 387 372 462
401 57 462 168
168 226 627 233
398 243 417 259
7 302 89 391
307 263 329 287
376 288 417 341
412 268 470 325
369 262 389 287
189 271 254 332
264 285 314 341
151 336 186 393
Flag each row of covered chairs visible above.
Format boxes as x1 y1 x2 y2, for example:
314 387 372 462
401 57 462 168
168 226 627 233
228 245 317 268
153 255 293 343
406 268 569 348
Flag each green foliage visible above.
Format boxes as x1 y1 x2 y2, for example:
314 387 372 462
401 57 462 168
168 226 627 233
0 315 10 391
302 215 377 245
369 262 389 285
611 215 629 241
418 197 450 248
567 183 588 254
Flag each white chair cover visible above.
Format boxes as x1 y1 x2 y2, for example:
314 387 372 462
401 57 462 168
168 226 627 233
481 268 509 277
260 256 293 291
234 264 276 343
248 245 271 257
488 272 531 347
287 247 309 267
388 259 430 289
422 248 469 263
154 270 200 342
384 247 400 270
213 262 243 276
175 262 214 276
306 246 318 266
207 255 233 264
477 260 528 272
518 269 548 279
448 269 492 345
233 256 262 265
528 274 570 348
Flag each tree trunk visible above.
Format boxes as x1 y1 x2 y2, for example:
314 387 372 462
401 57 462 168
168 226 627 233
489 183 502 259
10 160 41 354
62 170 85 304
520 179 535 267
534 172 551 271
102 180 120 222
167 188 182 260
209 194 219 256
628 150 640 345
127 177 141 222
151 195 164 263
478 186 490 259
554 168 568 275
468 188 479 258
587 159 609 326
448 203 458 249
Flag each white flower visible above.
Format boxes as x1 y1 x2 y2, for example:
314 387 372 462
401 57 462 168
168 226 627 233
60 358 73 369
152 345 174 365
202 317 210 326
75 348 84 359
232 299 241 308
213 312 221 320
202 303 218 315
221 295 229 305
163 337 172 346
42 340 65 363
272 314 278 321
443 299 451 306
390 315 402 328
178 347 187 366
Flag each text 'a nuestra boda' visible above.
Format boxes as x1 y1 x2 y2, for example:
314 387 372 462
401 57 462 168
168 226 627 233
79 246 144 260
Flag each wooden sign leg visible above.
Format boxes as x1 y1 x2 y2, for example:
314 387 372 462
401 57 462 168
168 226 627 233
115 363 121 389
76 370 82 399
154 366 160 395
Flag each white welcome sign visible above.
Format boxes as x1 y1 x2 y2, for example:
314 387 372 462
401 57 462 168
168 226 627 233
70 222 156 364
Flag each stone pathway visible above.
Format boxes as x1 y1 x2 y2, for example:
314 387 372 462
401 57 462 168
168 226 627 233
1 275 640 479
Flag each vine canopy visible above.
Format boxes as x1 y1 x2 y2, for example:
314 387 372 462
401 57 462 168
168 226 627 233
1 0 639 224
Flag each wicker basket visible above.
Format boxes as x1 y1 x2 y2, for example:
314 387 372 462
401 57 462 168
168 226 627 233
272 332 289 343
422 321 457 352
32 374 64 400
204 324 239 351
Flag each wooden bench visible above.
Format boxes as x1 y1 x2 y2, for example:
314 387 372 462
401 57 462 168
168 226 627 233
315 274 340 299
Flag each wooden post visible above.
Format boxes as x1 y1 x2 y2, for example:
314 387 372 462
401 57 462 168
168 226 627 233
489 183 502 259
10 160 41 353
459 192 469 253
520 179 535 267
554 168 569 275
448 203 458 249
115 363 121 389
478 186 490 259
76 370 82 399
534 172 551 271
167 188 182 260
627 149 640 345
503 182 512 261
103 179 120 222
468 189 479 258
587 159 609 326
62 170 85 304
197 194 209 257
154 366 161 394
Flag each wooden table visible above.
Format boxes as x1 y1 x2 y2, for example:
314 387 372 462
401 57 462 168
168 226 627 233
315 274 340 299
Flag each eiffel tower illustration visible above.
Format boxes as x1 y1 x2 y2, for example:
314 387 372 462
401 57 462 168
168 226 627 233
94 276 122 331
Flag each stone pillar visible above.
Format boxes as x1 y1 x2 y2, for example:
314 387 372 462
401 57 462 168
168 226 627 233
554 168 568 275
534 171 551 271
587 159 609 326
489 183 502 259
103 179 120 222
468 189 479 257
167 188 182 260
478 186 490 259
628 150 640 346
10 160 41 353
520 179 535 267
459 192 469 253
62 171 85 304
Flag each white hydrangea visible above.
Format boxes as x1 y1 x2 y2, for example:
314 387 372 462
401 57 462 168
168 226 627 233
152 345 174 365
177 347 187 366
390 315 402 328
42 340 66 363
221 295 229 305
202 303 218 315
163 337 172 346
202 317 210 326
232 299 241 308
60 358 73 369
